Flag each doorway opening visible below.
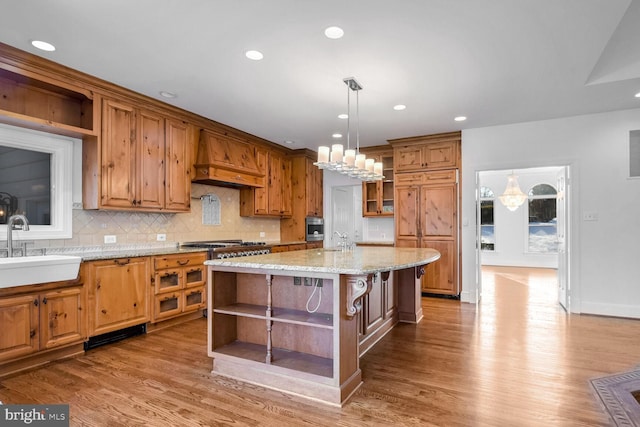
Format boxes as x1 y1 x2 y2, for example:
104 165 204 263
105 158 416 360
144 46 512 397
476 166 570 312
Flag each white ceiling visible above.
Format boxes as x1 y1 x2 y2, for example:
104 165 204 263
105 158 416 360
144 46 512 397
1 0 640 150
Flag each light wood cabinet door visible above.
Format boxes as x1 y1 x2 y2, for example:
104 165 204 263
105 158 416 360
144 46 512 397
240 148 291 217
252 146 269 215
421 240 457 295
268 151 284 216
89 258 150 336
394 185 420 246
395 141 458 172
164 118 192 212
40 287 85 350
101 99 137 208
0 294 39 362
306 159 323 217
421 183 456 239
281 155 293 217
137 109 165 209
101 99 168 210
420 180 458 295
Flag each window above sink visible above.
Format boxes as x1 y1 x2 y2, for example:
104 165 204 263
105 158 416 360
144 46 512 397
0 123 75 240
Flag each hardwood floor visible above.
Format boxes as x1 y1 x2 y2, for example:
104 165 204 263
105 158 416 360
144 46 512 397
1 266 639 426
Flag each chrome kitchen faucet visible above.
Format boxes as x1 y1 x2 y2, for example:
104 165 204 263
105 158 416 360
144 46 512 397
6 214 29 257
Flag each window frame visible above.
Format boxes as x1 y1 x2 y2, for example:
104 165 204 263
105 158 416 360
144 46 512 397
0 123 74 240
479 186 495 252
525 183 558 254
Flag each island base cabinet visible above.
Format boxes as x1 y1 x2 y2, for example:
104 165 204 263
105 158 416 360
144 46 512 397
207 268 363 406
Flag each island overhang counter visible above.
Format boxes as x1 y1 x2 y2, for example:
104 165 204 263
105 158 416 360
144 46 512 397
204 246 440 406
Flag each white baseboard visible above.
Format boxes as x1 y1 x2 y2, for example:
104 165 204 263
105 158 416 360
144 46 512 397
579 301 640 319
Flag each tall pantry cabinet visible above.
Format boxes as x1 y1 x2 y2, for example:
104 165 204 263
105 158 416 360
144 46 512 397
389 132 461 297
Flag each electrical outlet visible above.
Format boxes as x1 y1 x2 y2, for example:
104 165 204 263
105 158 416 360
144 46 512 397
259 231 266 238
294 277 301 286
157 233 167 241
303 277 323 287
583 211 598 221
104 235 116 244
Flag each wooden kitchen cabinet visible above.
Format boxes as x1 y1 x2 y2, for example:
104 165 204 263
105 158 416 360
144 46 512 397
164 118 193 211
391 132 461 297
280 150 324 242
85 257 150 337
0 65 97 138
101 99 163 210
151 252 206 322
358 271 397 355
0 283 85 364
361 147 394 217
240 146 292 217
97 98 192 212
394 138 458 173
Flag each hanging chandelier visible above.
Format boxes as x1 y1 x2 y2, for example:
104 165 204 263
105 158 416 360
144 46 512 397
499 172 527 211
314 77 383 181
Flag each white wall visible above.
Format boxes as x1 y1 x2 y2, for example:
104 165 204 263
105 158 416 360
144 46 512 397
461 108 640 318
480 168 560 269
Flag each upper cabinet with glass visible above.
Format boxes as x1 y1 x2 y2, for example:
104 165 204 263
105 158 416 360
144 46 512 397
361 147 394 217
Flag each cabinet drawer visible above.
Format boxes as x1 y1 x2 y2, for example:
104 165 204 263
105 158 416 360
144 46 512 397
424 169 457 184
154 269 182 293
154 253 206 270
183 286 206 312
184 266 205 288
154 292 182 321
395 173 424 185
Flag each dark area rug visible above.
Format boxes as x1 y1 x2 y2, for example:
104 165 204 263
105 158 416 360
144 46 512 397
591 370 640 426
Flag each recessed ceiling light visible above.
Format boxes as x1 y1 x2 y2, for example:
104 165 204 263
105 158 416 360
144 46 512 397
338 113 348 119
159 91 177 99
245 50 264 60
284 140 294 145
324 26 344 39
393 104 406 111
332 133 342 139
454 116 467 122
31 40 55 52
635 92 640 98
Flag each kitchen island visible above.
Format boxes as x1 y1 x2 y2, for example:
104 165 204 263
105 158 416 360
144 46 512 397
205 246 440 406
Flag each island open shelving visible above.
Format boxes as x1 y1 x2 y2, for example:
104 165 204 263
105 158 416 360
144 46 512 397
206 247 440 406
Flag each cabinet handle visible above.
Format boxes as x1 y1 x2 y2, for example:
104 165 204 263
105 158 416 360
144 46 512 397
30 329 36 338
114 258 131 266
101 309 107 314
33 298 39 307
42 297 47 304
162 296 175 302
177 260 190 266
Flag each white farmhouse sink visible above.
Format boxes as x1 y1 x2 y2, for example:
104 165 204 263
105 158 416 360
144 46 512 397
0 255 82 289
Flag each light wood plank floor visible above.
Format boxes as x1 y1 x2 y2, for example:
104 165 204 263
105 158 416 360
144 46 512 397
1 266 639 426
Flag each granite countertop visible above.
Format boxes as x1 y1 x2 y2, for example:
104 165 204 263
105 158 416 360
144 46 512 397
205 246 440 275
41 244 208 261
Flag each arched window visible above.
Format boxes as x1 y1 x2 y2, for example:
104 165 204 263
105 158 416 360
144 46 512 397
527 184 557 253
480 186 495 251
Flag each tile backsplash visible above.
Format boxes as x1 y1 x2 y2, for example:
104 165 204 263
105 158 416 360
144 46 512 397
32 184 281 249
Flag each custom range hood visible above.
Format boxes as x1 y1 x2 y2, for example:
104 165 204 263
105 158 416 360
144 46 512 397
192 129 264 188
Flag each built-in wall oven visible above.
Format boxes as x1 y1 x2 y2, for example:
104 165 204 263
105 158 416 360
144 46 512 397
305 217 324 241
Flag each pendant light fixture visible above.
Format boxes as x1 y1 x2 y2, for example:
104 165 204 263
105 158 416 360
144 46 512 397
314 77 383 181
499 172 527 211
